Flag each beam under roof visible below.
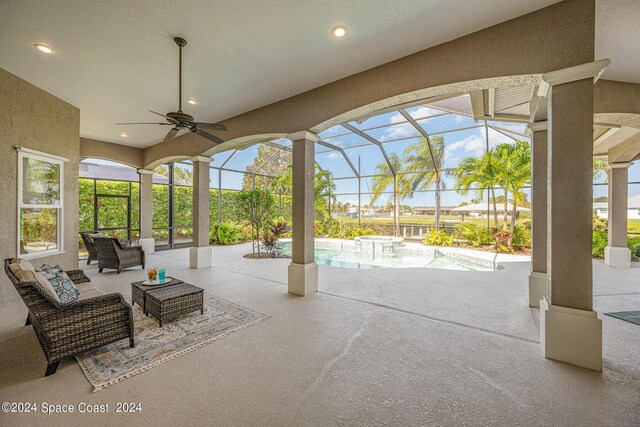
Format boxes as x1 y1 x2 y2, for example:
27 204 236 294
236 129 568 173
342 123 395 175
316 139 360 178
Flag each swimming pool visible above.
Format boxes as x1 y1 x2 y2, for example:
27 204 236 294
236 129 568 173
279 240 501 271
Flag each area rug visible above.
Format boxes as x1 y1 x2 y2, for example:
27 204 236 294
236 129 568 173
604 310 640 326
76 293 269 392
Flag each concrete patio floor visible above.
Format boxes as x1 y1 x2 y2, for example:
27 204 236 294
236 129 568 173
1 243 639 426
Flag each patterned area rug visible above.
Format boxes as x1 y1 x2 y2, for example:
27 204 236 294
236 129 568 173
76 293 269 392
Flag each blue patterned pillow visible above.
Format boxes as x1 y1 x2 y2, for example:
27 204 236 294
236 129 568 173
36 264 80 303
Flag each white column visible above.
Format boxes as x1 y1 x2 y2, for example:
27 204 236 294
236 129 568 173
287 131 319 296
528 121 547 308
539 60 609 371
189 156 212 268
137 169 155 254
604 162 632 267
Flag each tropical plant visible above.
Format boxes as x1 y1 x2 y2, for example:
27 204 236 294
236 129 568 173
424 229 454 246
210 221 242 245
270 163 336 223
592 230 608 258
493 141 531 242
457 223 493 247
236 190 276 254
493 229 513 253
243 144 291 190
404 136 446 230
452 151 501 228
370 152 413 236
345 226 376 239
261 220 290 256
511 225 531 248
593 158 608 182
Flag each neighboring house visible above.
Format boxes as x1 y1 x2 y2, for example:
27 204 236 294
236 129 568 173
345 207 376 218
593 195 640 219
450 203 530 219
410 206 457 216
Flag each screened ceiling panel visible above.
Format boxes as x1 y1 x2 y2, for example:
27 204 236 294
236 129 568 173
350 110 403 130
315 150 355 178
366 122 420 142
322 129 371 149
424 94 473 116
211 149 236 168
343 144 392 175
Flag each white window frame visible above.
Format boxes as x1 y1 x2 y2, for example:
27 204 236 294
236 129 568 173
16 147 67 259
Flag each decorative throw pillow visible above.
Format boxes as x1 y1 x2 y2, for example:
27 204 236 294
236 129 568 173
9 258 36 273
119 239 132 248
14 269 61 303
36 264 80 303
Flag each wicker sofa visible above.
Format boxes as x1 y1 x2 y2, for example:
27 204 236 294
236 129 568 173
94 237 145 274
4 259 134 376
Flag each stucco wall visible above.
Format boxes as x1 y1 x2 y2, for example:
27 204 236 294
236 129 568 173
80 137 143 169
0 68 80 305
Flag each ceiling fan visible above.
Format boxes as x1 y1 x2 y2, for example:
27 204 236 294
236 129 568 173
117 37 226 144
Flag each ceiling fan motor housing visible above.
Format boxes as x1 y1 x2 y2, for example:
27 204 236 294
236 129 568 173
166 111 194 124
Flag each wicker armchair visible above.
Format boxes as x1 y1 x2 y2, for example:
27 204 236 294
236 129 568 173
80 232 100 265
4 259 134 376
94 237 145 274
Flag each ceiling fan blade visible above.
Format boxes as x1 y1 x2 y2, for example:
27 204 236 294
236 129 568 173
193 122 227 131
148 110 172 119
164 128 181 142
117 122 172 125
194 129 224 144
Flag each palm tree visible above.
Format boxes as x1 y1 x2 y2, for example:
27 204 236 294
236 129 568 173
269 163 335 222
403 136 446 230
452 151 501 228
593 158 608 182
370 152 412 236
493 141 531 239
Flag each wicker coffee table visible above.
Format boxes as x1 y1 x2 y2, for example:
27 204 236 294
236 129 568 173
131 279 204 327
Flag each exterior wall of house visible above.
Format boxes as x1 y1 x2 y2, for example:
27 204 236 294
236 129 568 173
0 68 80 305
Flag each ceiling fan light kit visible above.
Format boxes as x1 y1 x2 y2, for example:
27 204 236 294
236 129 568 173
117 36 227 144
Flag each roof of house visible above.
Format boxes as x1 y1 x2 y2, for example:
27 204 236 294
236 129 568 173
79 162 169 184
450 203 530 213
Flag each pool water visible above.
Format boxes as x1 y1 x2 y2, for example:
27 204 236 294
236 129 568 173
279 241 499 271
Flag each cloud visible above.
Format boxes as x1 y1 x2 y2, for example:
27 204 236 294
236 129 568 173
380 123 418 141
326 152 341 159
319 125 342 137
454 115 466 123
446 133 485 157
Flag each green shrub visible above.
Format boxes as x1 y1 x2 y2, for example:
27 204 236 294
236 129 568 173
345 226 376 239
210 221 242 245
592 230 607 258
493 229 513 253
458 224 493 247
424 229 454 247
512 225 531 247
627 236 640 261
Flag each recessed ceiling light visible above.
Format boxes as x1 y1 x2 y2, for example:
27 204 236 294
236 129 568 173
332 26 348 38
187 98 197 105
120 132 128 138
34 43 54 54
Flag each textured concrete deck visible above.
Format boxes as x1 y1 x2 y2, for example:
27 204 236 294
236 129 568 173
1 243 639 426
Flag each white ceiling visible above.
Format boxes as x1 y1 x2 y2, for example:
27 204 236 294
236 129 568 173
0 0 636 148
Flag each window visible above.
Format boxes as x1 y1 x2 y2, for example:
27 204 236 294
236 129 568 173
17 148 65 258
